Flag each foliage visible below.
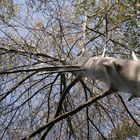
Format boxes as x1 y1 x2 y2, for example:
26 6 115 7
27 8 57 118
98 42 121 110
0 0 19 22
107 119 140 139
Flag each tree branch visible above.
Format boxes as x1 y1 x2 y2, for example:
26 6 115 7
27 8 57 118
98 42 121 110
0 66 83 75
22 87 116 140
118 95 140 128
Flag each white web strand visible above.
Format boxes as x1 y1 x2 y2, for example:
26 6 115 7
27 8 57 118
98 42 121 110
132 50 139 61
82 14 87 55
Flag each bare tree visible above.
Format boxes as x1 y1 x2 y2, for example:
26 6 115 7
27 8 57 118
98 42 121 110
0 0 140 140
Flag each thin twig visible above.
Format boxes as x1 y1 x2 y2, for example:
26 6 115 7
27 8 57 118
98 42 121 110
118 95 140 128
22 87 115 140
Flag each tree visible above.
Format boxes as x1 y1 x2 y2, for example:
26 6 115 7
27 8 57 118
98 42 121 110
0 0 140 140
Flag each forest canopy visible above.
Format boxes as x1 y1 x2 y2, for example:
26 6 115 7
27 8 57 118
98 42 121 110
0 0 140 140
